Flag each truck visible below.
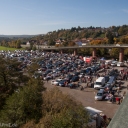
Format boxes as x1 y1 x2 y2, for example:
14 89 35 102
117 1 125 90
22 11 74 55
94 77 105 89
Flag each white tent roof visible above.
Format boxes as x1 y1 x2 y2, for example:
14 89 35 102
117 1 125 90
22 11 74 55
85 106 103 114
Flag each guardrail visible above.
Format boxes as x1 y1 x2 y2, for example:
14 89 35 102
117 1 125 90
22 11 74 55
21 44 128 50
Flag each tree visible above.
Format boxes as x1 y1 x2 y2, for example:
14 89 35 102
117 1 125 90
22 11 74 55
21 88 89 128
62 41 68 46
32 45 37 51
68 41 76 46
16 40 21 48
105 31 114 44
0 78 45 127
37 87 89 128
51 108 89 128
78 48 91 56
27 61 40 77
48 39 56 46
0 57 28 109
118 25 128 36
109 48 119 58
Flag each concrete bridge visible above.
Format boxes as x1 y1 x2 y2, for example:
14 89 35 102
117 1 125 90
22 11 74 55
21 44 128 62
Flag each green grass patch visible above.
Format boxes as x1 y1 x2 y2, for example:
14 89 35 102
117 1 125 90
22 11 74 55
0 46 24 51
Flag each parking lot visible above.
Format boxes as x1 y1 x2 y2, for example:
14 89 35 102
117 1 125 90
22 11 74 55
1 50 128 118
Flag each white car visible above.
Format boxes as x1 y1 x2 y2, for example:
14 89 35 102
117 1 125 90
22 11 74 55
117 62 124 67
116 44 120 46
105 60 112 65
111 61 118 66
51 79 63 86
43 75 52 80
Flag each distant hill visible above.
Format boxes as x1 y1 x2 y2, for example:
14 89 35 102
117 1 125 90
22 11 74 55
0 35 37 38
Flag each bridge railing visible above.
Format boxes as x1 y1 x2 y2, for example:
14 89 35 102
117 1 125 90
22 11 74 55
21 44 128 49
57 44 128 48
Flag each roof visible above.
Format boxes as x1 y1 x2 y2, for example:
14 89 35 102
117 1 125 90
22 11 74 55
96 77 105 81
107 93 128 128
85 106 102 114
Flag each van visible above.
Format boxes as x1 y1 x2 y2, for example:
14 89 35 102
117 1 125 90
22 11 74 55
107 76 116 86
95 89 105 100
94 77 105 89
104 76 116 91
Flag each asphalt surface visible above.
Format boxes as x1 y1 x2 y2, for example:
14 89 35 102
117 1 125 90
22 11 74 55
44 66 128 119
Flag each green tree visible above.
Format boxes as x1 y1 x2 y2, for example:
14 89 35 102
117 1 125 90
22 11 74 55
118 25 128 36
32 45 37 51
105 31 114 44
0 57 28 109
16 40 21 48
37 87 89 128
109 48 119 58
0 78 45 127
48 39 56 46
51 108 89 128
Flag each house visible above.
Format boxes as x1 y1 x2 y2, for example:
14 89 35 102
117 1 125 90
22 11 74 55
55 38 65 45
87 38 93 42
26 41 30 45
81 38 89 45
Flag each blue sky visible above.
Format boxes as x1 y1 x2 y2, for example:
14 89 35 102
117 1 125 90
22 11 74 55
0 0 128 35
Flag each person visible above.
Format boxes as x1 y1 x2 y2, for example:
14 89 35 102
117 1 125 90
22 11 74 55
86 82 89 88
91 82 94 88
123 91 126 99
117 89 120 96
46 78 49 83
80 85 84 91
127 85 128 90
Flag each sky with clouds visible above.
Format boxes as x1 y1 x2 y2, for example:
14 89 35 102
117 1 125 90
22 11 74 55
0 0 128 35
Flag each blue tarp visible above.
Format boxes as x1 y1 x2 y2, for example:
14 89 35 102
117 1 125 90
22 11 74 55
100 57 105 60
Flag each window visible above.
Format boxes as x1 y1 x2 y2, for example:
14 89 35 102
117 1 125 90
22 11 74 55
97 93 102 96
95 82 102 85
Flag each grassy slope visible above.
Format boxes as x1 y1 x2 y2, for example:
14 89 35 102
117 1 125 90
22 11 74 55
0 46 24 51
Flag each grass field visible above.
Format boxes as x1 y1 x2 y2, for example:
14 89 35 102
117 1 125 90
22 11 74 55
0 46 24 51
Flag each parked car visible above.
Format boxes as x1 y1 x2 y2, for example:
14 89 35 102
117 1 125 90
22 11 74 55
51 79 63 86
65 74 73 82
116 44 120 46
70 76 79 82
111 61 118 66
58 79 67 87
104 76 109 83
95 89 106 100
68 82 80 89
117 62 124 67
43 75 52 80
105 60 112 65
104 83 112 91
